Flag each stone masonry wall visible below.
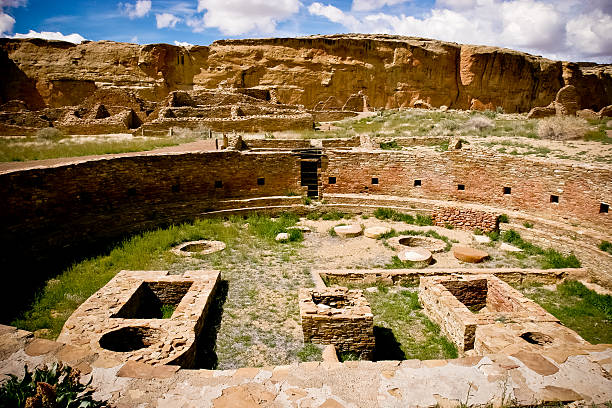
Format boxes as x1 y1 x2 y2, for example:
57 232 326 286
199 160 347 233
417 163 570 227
0 151 300 318
432 207 499 232
322 149 612 228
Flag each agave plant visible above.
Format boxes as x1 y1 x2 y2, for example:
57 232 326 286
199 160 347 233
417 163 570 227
0 362 107 408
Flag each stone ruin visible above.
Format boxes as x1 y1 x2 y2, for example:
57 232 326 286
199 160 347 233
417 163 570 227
299 287 375 359
418 275 588 354
57 270 220 367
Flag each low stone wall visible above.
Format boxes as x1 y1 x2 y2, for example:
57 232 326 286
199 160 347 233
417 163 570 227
299 287 375 358
317 267 574 287
244 138 311 149
321 136 361 149
432 207 499 232
310 110 358 122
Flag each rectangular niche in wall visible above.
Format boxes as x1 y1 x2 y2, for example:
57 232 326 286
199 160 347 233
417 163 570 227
414 179 422 187
503 187 511 195
457 184 465 191
257 177 265 186
214 180 223 188
601 203 609 214
550 195 559 203
328 176 336 184
371 177 379 185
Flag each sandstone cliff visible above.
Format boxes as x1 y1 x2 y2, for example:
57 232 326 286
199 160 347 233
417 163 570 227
1 34 611 114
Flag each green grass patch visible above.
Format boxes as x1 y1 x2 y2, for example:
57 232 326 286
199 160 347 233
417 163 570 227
246 212 300 241
321 211 349 221
599 240 612 255
498 214 509 223
373 208 433 226
364 289 458 360
519 280 612 344
501 229 580 269
161 304 175 319
0 134 203 162
297 343 322 362
379 140 401 150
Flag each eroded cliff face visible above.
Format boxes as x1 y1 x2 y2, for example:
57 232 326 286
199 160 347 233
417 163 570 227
1 34 611 113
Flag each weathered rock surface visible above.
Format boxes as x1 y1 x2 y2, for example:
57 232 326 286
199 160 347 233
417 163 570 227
1 34 610 114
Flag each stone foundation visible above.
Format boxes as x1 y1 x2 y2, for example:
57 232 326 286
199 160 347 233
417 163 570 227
299 287 375 359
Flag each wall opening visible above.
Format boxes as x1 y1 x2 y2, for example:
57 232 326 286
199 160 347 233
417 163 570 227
414 179 422 187
372 177 379 185
457 184 465 191
328 176 336 184
601 203 609 214
127 187 137 197
550 195 559 204
99 326 162 352
172 184 180 193
214 180 223 188
257 177 265 186
300 158 320 198
503 187 511 195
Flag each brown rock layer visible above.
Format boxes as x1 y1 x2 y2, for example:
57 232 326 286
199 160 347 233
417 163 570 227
1 34 611 114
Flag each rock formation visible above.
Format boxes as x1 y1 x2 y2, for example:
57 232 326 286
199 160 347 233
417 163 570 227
1 34 611 134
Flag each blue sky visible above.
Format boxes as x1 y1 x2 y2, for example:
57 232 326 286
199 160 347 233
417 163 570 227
1 0 611 62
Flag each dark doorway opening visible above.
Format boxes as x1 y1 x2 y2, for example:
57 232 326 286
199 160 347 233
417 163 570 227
301 160 319 198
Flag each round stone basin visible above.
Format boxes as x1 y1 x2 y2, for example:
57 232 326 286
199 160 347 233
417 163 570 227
99 326 163 352
171 240 226 257
389 235 446 253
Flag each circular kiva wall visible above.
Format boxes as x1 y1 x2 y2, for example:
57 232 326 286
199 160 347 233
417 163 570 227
0 148 610 315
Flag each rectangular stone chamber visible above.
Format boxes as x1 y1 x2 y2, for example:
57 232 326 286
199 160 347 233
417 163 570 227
299 287 375 359
58 270 220 368
418 274 586 355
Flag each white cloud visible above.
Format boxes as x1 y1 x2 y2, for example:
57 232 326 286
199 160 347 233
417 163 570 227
174 40 193 47
352 0 409 12
193 0 300 35
120 0 151 19
0 12 15 34
0 0 26 7
11 29 87 43
308 3 360 31
156 12 181 28
309 0 612 62
131 35 138 43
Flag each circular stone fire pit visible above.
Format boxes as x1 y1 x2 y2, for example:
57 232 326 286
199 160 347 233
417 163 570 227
171 240 226 257
388 235 446 253
99 326 163 352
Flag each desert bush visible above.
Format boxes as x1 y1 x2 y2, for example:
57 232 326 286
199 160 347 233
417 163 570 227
0 363 106 408
537 116 589 140
465 115 494 131
35 127 66 141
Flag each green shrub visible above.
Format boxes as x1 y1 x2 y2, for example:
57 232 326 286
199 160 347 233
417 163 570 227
287 228 304 242
473 228 483 235
302 196 312 206
599 241 612 255
338 351 361 362
373 208 432 226
498 214 509 223
247 212 299 241
297 343 322 362
380 140 400 150
0 363 106 408
444 223 454 230
486 230 500 241
523 221 534 228
161 304 175 319
321 211 346 221
35 127 67 141
306 212 321 220
501 229 581 268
